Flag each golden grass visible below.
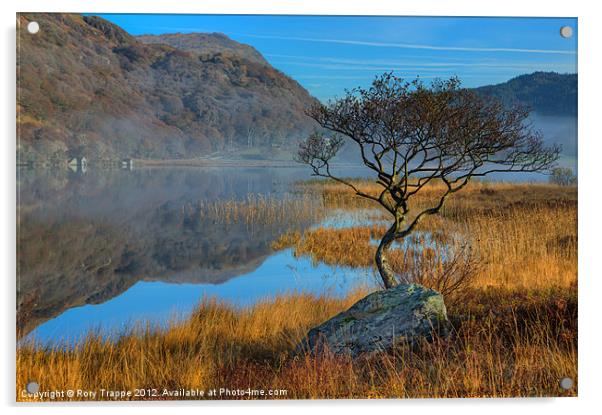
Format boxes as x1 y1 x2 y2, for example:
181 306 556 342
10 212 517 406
17 181 577 400
276 181 577 291
17 286 576 400
191 192 324 227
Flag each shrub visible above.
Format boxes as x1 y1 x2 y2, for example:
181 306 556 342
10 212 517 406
550 167 577 186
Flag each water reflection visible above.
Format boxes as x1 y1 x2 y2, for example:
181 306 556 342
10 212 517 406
17 167 373 343
26 249 376 345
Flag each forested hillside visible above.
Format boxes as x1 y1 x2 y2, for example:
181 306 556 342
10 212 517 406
17 13 318 162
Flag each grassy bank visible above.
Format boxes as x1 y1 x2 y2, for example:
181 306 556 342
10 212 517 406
17 181 577 400
278 181 577 293
16 287 577 400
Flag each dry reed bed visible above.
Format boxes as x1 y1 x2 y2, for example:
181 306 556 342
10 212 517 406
187 192 324 227
277 180 577 291
16 181 577 400
17 286 576 400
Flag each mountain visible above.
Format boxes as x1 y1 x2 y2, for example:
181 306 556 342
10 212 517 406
138 33 268 65
473 72 577 117
474 72 578 162
17 13 318 163
16 15 577 164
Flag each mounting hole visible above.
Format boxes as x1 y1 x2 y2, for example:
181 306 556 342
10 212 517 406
560 377 574 390
27 21 40 34
26 381 39 394
560 26 573 39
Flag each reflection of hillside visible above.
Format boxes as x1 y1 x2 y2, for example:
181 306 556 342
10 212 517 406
17 168 315 337
18 167 307 219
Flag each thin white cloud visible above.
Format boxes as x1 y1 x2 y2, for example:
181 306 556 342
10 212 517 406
236 33 576 55
269 60 574 73
265 54 574 70
295 75 373 80
297 73 532 81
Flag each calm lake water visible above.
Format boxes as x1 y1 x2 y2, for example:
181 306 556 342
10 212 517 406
17 161 558 346
17 167 378 346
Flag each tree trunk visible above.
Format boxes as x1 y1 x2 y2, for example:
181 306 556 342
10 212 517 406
375 227 398 289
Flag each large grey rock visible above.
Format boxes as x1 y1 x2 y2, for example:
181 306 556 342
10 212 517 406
297 283 449 358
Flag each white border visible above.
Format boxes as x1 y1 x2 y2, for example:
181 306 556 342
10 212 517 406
2 1 600 414
4 0 583 16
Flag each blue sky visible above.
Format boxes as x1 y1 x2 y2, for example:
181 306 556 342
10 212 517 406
98 14 578 101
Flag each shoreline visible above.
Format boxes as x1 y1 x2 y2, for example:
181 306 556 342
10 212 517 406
134 158 300 168
18 159 368 170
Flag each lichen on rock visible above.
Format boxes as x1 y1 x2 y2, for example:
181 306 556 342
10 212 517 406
297 283 449 358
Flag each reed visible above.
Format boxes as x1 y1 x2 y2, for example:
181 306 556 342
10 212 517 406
17 181 577 400
276 181 577 291
189 192 324 228
17 285 576 400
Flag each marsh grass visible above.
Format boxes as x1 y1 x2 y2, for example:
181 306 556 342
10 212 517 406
277 180 577 291
189 192 324 228
16 181 577 400
17 286 576 400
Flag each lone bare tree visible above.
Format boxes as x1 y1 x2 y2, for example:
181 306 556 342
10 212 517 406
296 74 559 289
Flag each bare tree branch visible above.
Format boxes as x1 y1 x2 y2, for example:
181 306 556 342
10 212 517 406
296 73 560 289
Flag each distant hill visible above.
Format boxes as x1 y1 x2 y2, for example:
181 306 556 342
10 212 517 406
473 72 577 117
17 13 318 162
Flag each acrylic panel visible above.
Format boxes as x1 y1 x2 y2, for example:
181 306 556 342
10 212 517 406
16 13 577 401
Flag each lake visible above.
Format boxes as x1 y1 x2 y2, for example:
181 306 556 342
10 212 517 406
16 161 559 346
17 166 379 346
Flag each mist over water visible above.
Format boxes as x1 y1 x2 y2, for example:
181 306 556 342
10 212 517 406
17 114 577 345
17 167 374 345
331 112 578 182
530 114 578 172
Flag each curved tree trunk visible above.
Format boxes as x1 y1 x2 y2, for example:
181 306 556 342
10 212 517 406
375 227 399 289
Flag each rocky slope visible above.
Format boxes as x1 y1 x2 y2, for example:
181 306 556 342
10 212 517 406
138 32 268 65
17 13 318 162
